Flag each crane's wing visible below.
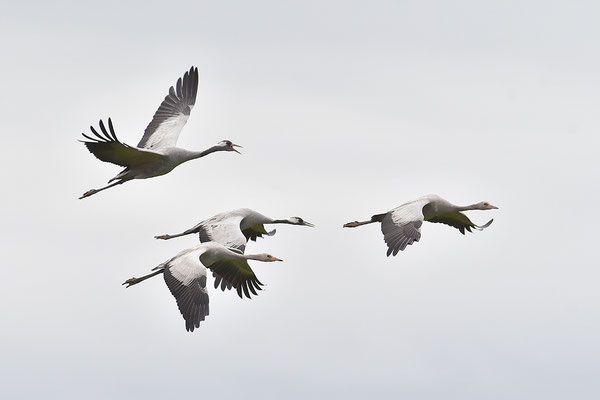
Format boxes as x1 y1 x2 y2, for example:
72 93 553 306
137 66 199 150
242 225 277 243
427 212 493 234
81 118 163 167
200 220 274 292
381 199 430 256
197 215 248 252
201 252 263 300
163 249 209 332
166 215 262 292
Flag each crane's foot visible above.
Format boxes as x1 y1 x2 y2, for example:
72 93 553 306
79 189 97 199
154 234 171 240
123 277 142 288
343 221 360 228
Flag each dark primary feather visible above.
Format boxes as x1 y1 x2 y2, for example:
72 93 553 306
163 267 209 332
242 227 276 242
205 259 263 299
212 271 234 291
427 212 493 235
137 66 199 149
81 118 163 167
197 225 214 245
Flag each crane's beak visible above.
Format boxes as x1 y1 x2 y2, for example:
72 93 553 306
273 257 283 262
230 143 243 154
489 204 499 209
302 221 315 227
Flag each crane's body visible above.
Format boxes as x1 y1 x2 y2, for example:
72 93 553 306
344 194 498 256
155 208 314 253
123 241 282 332
79 67 241 199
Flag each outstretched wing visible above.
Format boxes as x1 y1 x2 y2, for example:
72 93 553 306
427 212 493 234
81 118 163 167
197 215 248 253
381 199 430 256
199 217 273 292
137 66 199 150
163 249 209 332
161 214 258 292
201 252 263 300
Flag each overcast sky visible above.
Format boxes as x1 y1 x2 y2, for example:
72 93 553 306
1 1 599 399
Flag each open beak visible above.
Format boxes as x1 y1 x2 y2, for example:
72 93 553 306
302 221 315 227
231 143 243 154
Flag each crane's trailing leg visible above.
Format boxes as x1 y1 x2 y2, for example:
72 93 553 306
155 227 199 240
343 220 371 228
343 213 386 228
79 179 129 199
123 269 164 288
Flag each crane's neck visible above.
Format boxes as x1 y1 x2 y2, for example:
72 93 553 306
183 146 225 162
243 254 266 261
270 219 293 225
456 203 481 212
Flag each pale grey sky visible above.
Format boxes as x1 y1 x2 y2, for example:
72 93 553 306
1 1 599 399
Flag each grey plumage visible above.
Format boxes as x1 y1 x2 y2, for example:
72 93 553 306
344 194 497 256
123 242 283 332
79 66 241 199
155 208 313 292
137 66 199 149
382 215 423 256
155 208 313 253
163 265 209 332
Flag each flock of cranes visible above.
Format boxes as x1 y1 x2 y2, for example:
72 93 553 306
80 66 498 332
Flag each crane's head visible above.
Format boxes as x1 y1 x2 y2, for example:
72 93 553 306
288 217 315 227
255 254 283 262
217 140 243 153
477 201 498 210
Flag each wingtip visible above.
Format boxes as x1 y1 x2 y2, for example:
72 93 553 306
475 219 494 230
